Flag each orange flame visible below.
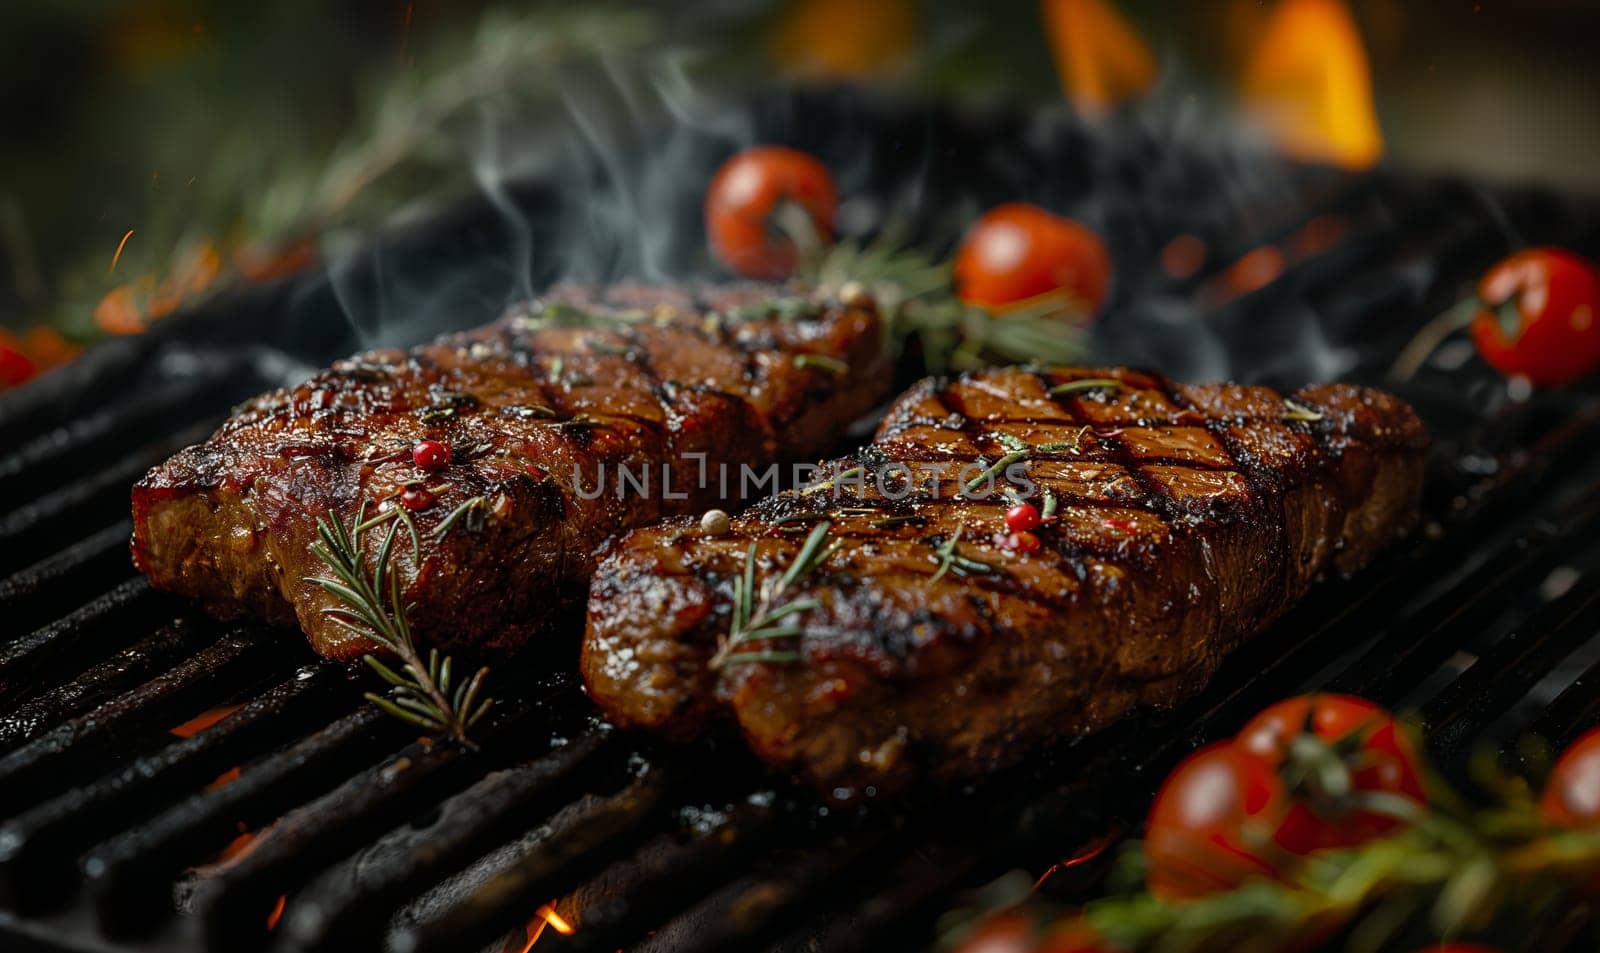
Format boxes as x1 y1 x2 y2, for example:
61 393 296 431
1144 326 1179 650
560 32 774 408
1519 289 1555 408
1041 0 1158 115
170 703 244 739
1241 0 1383 169
518 902 575 951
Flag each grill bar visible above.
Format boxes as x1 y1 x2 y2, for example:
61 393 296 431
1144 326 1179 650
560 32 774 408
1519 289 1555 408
0 662 346 913
557 803 783 953
0 618 211 753
392 770 678 953
0 524 134 636
280 731 622 953
0 630 281 822
0 421 216 577
0 579 165 708
193 673 583 952
85 707 404 938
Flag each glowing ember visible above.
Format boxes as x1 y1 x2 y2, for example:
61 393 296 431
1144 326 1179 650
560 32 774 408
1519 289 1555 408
1224 246 1287 295
1032 829 1120 890
1241 0 1383 169
1160 234 1208 280
206 766 243 791
519 902 575 951
169 703 244 738
110 229 135 274
1042 0 1158 115
266 894 287 931
1294 213 1349 256
216 830 258 864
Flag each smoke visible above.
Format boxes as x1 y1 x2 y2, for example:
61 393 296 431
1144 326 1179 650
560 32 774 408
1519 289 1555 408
314 17 1370 390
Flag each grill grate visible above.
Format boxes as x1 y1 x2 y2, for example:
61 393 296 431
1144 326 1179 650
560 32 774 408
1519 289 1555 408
3 91 1600 953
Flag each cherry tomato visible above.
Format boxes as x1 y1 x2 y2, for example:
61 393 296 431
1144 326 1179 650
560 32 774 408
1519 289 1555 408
953 911 1111 953
1541 726 1600 827
1469 248 1600 387
705 146 837 279
1144 741 1290 899
1236 694 1426 855
954 203 1112 314
953 910 1033 953
1005 502 1042 532
0 342 36 389
411 440 451 470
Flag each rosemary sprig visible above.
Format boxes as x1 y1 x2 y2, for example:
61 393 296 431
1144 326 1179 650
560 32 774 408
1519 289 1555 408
709 521 842 670
799 231 1090 373
307 501 492 746
928 528 1000 585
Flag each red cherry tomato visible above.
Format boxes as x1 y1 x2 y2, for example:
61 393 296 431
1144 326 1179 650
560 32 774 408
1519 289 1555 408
1542 726 1600 827
1005 502 1041 532
952 911 1112 953
1236 694 1426 855
1469 248 1600 387
0 343 36 389
1144 741 1291 899
705 146 837 279
412 440 451 470
954 203 1112 314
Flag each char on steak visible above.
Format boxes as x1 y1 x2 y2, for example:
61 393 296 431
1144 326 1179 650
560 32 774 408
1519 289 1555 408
132 283 891 660
582 366 1428 800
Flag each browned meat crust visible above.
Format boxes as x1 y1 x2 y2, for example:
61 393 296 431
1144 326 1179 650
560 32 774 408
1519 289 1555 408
581 366 1428 800
132 283 890 660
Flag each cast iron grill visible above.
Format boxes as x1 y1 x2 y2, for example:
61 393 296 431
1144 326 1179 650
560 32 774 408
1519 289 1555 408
2 90 1600 953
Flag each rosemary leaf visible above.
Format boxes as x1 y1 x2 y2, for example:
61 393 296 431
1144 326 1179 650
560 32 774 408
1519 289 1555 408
792 353 850 375
711 522 837 670
964 450 1029 494
433 496 489 540
364 693 441 731
310 506 491 747
721 651 803 666
1049 377 1123 396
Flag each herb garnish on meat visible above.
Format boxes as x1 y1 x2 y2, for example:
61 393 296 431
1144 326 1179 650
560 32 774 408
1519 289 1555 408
308 500 493 745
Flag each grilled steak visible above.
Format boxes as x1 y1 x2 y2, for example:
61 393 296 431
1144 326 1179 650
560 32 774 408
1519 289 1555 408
132 283 890 660
582 366 1428 799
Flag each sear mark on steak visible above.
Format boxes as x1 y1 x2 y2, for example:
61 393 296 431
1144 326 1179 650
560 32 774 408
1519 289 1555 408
131 283 892 660
581 366 1429 801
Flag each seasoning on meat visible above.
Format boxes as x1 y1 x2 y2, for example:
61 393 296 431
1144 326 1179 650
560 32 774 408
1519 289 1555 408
582 366 1429 800
131 282 891 660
